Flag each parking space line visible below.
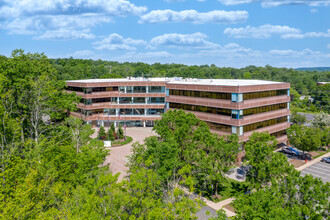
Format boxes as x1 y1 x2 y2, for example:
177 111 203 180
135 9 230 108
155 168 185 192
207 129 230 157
301 171 325 179
303 168 329 176
303 166 329 174
303 164 329 172
313 163 330 169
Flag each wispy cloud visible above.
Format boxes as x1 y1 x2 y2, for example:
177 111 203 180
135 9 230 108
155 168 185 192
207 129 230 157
150 32 220 49
224 24 301 38
93 33 147 51
34 29 95 40
139 9 248 24
281 29 330 39
218 0 330 7
0 0 147 39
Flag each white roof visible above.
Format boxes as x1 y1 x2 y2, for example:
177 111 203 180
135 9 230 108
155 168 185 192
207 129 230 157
66 77 168 83
167 79 283 86
67 77 284 86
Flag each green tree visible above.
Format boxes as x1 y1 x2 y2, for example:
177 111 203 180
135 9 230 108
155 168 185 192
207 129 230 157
287 125 322 154
311 112 330 130
107 123 115 141
244 132 293 189
98 126 106 140
291 112 307 125
117 124 124 139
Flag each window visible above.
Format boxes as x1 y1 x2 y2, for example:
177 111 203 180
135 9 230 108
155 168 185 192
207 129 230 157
205 122 231 133
243 103 287 116
148 86 165 93
169 103 231 116
133 86 146 93
133 97 145 104
243 116 287 132
119 97 131 104
148 97 165 104
169 89 231 100
243 89 287 100
67 86 84 92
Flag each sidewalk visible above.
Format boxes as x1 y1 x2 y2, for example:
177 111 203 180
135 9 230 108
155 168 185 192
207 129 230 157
296 152 330 171
203 197 236 217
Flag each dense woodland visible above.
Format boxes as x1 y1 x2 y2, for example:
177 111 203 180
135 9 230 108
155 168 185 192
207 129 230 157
0 50 329 219
1 51 329 113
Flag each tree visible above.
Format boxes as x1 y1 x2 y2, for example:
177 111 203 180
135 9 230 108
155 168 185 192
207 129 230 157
0 50 78 145
117 124 124 139
287 125 322 154
233 173 329 219
311 112 330 130
64 116 94 153
107 123 115 141
244 132 293 189
98 126 106 140
291 112 307 125
135 110 240 198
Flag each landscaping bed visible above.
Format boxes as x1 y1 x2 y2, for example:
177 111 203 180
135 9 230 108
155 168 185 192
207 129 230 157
111 136 133 147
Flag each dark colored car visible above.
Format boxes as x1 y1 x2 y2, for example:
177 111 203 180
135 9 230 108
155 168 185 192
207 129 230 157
282 147 302 156
321 157 330 163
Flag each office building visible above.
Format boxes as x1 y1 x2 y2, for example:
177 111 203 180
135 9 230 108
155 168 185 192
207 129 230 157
66 77 290 144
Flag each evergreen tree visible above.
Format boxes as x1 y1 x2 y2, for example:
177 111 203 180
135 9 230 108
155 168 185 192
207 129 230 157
118 124 124 139
108 123 115 141
98 126 106 140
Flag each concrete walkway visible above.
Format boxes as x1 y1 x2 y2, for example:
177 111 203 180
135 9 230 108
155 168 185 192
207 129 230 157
100 127 156 181
203 197 236 217
296 152 330 171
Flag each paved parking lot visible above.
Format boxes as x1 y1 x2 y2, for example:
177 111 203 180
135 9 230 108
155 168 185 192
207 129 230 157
300 162 330 183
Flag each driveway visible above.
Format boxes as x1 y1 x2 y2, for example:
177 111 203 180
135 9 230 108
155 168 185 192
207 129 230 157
101 127 156 181
300 162 330 183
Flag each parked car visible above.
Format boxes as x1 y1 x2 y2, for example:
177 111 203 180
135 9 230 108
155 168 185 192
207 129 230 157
321 157 330 163
282 147 302 156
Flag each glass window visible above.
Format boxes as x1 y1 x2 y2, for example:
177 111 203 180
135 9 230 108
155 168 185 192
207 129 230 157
133 86 146 93
149 86 165 93
104 108 116 116
147 109 165 115
119 97 131 104
133 97 145 104
127 86 133 93
119 86 125 93
148 97 165 104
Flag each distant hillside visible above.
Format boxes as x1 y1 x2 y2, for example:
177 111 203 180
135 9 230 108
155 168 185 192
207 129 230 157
295 67 330 72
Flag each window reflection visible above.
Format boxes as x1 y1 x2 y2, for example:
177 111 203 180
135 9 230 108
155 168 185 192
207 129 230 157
243 116 287 132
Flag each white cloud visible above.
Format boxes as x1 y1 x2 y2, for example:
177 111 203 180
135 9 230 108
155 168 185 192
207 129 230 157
310 8 319 13
0 0 147 39
34 29 95 40
116 51 173 62
224 24 301 38
93 33 147 51
281 29 330 39
327 44 330 49
150 32 220 49
109 44 330 68
0 0 147 18
68 50 97 59
139 9 248 24
218 0 330 7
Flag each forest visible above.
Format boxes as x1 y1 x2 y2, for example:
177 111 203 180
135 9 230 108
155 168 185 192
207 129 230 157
0 50 329 219
1 51 329 114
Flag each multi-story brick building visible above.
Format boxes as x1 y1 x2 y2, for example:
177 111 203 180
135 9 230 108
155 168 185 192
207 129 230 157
66 77 290 144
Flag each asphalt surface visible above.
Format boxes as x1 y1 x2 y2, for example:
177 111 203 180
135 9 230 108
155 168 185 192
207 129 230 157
300 161 330 183
196 206 217 219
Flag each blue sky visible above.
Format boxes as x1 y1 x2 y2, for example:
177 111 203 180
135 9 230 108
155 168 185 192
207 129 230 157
0 0 329 68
